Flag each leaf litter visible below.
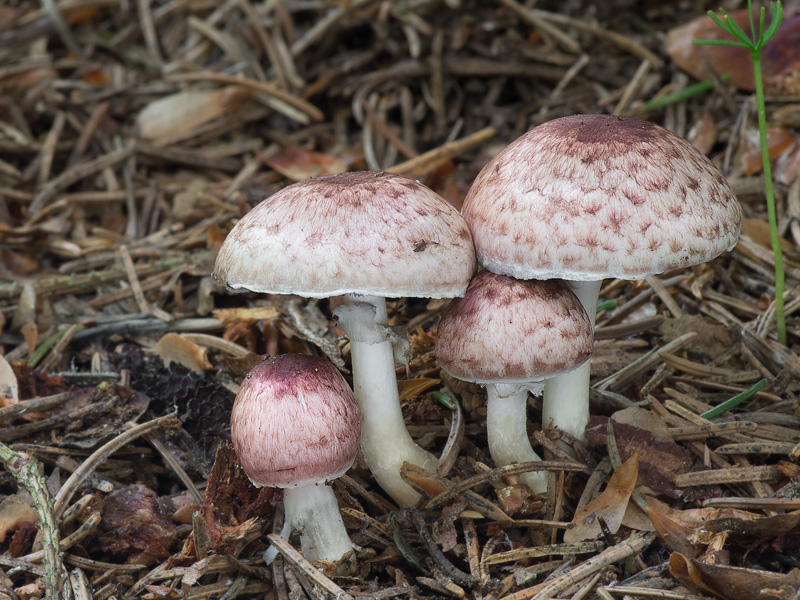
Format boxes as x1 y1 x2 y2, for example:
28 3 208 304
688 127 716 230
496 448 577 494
1 1 800 600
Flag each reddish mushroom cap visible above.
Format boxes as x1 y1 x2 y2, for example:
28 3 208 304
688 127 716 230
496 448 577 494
435 270 593 385
462 114 743 281
230 354 361 489
214 171 476 299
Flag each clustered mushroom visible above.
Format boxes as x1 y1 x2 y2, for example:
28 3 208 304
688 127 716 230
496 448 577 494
214 171 476 506
461 114 743 444
218 114 745 558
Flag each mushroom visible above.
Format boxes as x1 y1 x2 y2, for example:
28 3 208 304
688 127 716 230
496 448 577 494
214 171 476 505
230 353 360 563
461 114 743 441
435 270 592 493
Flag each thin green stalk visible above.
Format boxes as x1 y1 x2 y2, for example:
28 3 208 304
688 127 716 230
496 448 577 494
643 74 732 112
693 1 785 344
700 378 767 419
752 52 786 344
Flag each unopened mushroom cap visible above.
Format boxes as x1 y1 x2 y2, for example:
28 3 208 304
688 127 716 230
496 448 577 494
214 171 477 298
230 354 360 489
435 271 593 385
462 114 743 281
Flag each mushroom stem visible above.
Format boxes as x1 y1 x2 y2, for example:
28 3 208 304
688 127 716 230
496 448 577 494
283 484 353 563
486 383 547 494
337 294 437 506
541 280 601 442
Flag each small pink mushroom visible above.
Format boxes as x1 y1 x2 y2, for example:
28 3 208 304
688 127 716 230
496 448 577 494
231 354 361 563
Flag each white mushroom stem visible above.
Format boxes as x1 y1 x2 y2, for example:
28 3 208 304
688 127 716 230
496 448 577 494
486 383 547 494
283 484 353 563
335 295 437 506
542 280 601 442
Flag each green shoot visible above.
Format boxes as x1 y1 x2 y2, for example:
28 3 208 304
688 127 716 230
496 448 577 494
643 74 732 112
693 1 785 344
596 299 617 313
700 378 767 419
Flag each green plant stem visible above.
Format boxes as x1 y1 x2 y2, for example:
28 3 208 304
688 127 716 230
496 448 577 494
0 444 63 600
643 74 732 112
752 52 786 345
700 378 768 419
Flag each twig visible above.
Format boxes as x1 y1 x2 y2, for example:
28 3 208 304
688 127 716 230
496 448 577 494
53 415 180 519
0 444 64 600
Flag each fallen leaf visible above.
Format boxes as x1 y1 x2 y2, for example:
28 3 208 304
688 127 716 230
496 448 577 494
263 148 348 181
686 110 718 156
705 509 800 539
434 500 468 552
776 142 800 185
95 484 178 565
741 218 795 251
156 333 215 373
0 353 19 408
136 86 252 140
213 306 281 325
670 552 800 600
0 494 38 551
564 453 639 542
660 314 733 360
666 12 800 92
398 378 441 401
647 503 705 558
739 127 796 175
496 484 543 516
586 416 693 498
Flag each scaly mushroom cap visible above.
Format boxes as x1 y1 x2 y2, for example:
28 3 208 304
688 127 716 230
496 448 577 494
435 271 593 385
214 171 477 298
462 114 743 281
231 354 361 489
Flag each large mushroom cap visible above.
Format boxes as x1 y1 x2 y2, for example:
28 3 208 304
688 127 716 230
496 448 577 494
230 354 361 489
462 114 743 281
214 171 477 298
435 270 593 385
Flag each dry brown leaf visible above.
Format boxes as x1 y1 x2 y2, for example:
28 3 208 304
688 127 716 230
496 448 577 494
20 322 37 358
398 378 441 401
95 484 178 565
586 416 693 498
213 306 281 325
0 494 38 546
620 498 655 532
686 110 718 156
776 143 800 185
741 218 795 251
263 148 348 181
670 552 800 600
136 86 252 140
647 503 705 558
666 12 800 92
156 333 215 373
564 453 639 542
739 127 796 175
0 353 19 407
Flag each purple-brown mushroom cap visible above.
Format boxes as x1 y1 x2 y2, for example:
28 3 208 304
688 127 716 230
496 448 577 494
435 271 593 385
462 114 743 281
231 354 361 489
